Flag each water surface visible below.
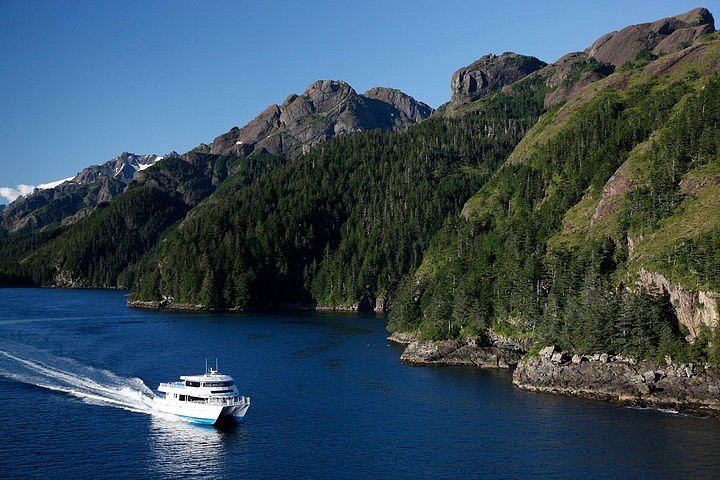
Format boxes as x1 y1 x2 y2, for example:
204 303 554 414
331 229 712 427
1 288 719 478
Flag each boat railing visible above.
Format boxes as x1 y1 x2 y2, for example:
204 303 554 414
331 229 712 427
159 382 185 389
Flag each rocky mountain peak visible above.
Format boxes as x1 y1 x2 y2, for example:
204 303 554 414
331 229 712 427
586 7 715 67
450 52 546 104
210 80 432 159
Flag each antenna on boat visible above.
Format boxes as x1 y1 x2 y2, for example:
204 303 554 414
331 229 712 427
216 358 219 373
205 358 208 374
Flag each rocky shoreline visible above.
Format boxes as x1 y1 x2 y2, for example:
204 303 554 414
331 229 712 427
389 333 720 418
513 346 720 417
388 331 526 369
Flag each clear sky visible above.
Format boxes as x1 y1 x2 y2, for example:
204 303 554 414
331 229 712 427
1 0 718 198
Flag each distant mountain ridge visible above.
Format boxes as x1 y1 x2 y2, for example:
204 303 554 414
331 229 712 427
72 152 164 185
0 152 164 234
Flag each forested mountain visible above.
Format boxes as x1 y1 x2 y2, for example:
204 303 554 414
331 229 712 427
390 14 720 364
130 84 545 309
1 7 718 366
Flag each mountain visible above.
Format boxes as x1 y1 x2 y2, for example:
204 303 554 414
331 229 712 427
207 80 433 159
128 91 543 310
1 81 430 237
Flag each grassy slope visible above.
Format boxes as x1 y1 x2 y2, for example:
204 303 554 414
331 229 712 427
547 37 720 291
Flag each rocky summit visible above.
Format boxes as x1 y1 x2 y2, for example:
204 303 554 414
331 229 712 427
586 7 715 67
450 52 546 104
209 80 433 159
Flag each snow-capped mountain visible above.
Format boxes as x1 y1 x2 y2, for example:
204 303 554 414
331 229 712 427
72 152 164 185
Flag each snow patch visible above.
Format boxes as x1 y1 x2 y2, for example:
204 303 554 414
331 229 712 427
137 156 163 171
38 177 74 190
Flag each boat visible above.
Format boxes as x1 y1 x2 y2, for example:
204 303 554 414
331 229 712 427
152 361 250 425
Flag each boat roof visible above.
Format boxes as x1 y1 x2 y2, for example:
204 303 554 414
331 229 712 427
180 372 234 382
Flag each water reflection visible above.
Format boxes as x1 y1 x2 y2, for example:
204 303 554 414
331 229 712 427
148 415 249 477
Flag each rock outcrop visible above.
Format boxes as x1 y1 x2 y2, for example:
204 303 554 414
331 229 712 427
638 269 719 338
396 332 526 368
514 347 720 417
210 80 432 159
450 53 546 104
586 7 715 67
590 157 637 225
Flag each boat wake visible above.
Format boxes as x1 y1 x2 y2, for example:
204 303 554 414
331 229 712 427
0 342 155 414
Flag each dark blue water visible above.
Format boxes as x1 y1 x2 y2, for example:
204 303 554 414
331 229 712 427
1 289 719 479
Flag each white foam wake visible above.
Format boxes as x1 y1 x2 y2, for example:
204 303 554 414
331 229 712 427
0 343 155 414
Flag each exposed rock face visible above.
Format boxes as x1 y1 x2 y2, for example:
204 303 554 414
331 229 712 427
514 352 720 417
450 53 546 104
638 269 719 338
398 332 526 368
210 80 432 159
590 157 636 225
586 8 715 67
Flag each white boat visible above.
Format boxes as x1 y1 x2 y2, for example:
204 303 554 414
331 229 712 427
152 362 250 425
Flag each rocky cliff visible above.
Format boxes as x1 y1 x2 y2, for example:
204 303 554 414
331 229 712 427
209 80 432 159
514 346 720 417
586 7 715 67
638 269 719 339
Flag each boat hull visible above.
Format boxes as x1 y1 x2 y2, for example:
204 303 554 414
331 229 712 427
152 397 250 425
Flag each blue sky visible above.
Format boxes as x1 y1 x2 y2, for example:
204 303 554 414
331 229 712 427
1 0 718 198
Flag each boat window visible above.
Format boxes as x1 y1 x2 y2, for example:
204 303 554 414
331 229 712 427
185 381 201 387
179 394 186 401
203 381 234 387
